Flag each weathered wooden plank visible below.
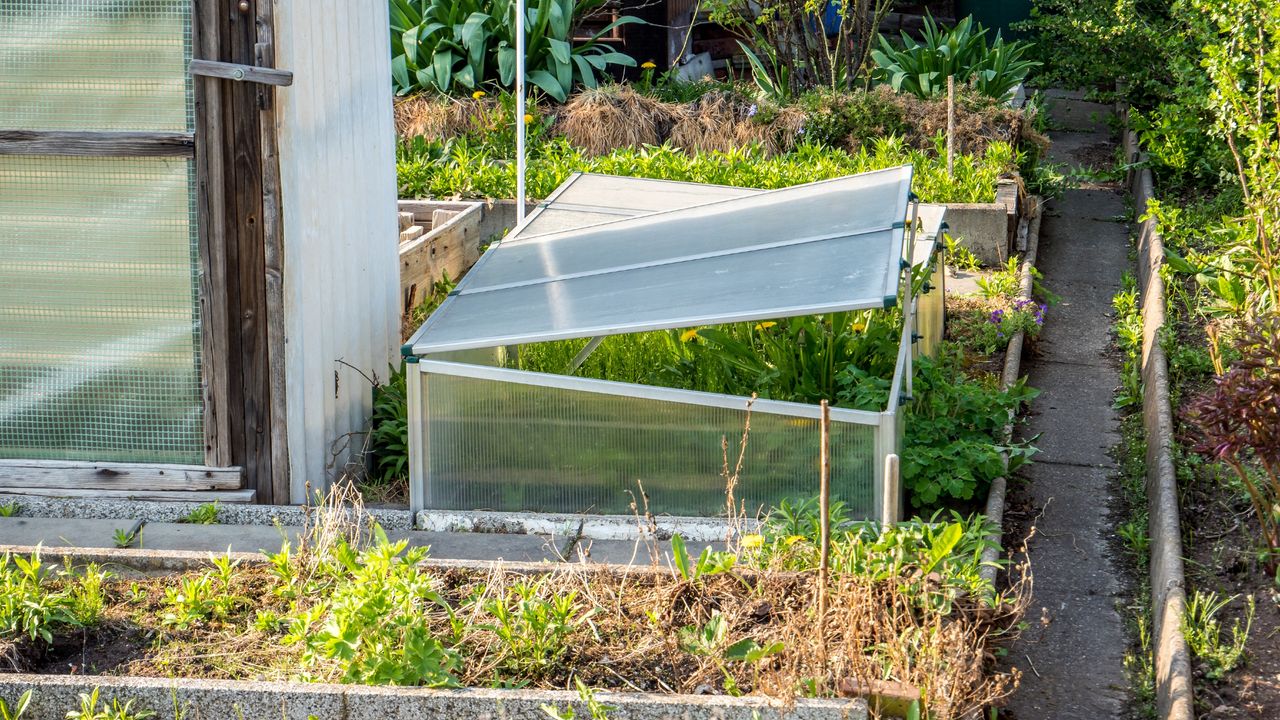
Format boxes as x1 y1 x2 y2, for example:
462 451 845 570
0 461 242 491
399 225 424 244
189 59 293 87
0 131 194 157
399 202 484 315
0 487 256 503
221 0 273 504
398 212 416 232
255 24 292 506
194 0 232 469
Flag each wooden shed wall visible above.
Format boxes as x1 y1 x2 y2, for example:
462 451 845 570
273 0 400 501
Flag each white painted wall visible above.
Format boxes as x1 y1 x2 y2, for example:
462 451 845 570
273 0 400 501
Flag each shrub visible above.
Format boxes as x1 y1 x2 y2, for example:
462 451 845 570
871 14 1039 101
1186 314 1280 566
900 350 1038 508
389 0 641 100
398 134 1017 204
285 532 461 686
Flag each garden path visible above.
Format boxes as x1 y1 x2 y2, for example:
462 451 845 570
1004 91 1133 719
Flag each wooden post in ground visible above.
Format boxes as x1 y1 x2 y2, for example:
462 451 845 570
818 400 831 624
947 75 956 178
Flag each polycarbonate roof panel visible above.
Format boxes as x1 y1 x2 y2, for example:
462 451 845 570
518 173 760 238
409 166 913 354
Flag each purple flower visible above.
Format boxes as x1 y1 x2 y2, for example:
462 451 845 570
988 308 1005 325
747 104 758 118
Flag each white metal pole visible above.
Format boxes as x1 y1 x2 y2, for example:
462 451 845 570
515 0 527 224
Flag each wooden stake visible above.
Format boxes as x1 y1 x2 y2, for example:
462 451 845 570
947 75 956 179
818 400 831 622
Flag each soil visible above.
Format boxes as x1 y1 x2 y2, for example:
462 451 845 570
1176 439 1280 718
0 555 1024 719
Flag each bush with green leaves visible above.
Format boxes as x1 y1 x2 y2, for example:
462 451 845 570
283 531 461 686
871 14 1039 101
398 134 1018 204
389 0 640 100
899 350 1038 508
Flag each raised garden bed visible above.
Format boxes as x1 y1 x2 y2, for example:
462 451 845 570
0 495 1028 720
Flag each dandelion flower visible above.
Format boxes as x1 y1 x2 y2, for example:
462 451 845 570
754 321 777 331
472 90 487 99
523 113 534 124
784 535 808 547
641 61 656 69
680 328 700 342
850 321 867 332
740 534 764 549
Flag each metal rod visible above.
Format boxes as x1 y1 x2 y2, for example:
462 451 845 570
566 336 605 374
515 0 527 225
904 200 920 397
818 399 831 625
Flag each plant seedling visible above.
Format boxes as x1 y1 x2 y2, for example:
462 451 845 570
179 502 220 525
0 502 19 518
113 528 138 549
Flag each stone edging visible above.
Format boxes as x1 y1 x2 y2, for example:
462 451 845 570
1122 113 1196 720
0 673 867 720
979 198 1043 587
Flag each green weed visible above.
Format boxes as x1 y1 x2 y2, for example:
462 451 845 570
179 502 220 525
1182 591 1253 680
65 689 154 720
0 690 30 720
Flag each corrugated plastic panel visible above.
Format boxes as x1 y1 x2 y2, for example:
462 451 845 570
419 366 878 517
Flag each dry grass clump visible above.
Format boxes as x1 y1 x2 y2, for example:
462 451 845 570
882 86 1048 157
394 94 506 140
557 85 681 155
668 91 804 156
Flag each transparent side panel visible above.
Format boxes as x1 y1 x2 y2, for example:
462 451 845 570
421 371 878 518
916 260 945 358
0 0 193 132
0 156 203 464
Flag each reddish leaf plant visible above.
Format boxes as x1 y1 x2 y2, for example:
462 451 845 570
1186 314 1280 568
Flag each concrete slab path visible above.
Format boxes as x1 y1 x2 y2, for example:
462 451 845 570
1003 96 1132 718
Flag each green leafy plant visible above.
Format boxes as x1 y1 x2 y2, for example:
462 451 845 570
0 690 30 720
179 502 220 525
66 562 111 627
481 580 592 678
0 502 20 518
539 678 616 720
1181 591 1253 680
112 528 137 549
284 530 460 687
871 14 1039 100
389 0 642 100
65 689 154 720
899 350 1038 508
670 534 737 582
0 552 77 644
945 235 983 272
737 40 791 104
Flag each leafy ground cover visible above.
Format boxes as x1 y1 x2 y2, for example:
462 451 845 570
1022 0 1280 714
0 493 1028 719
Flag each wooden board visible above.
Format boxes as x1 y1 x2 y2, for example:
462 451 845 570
0 130 194 157
194 0 232 469
0 487 256 503
398 201 484 315
0 461 243 491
